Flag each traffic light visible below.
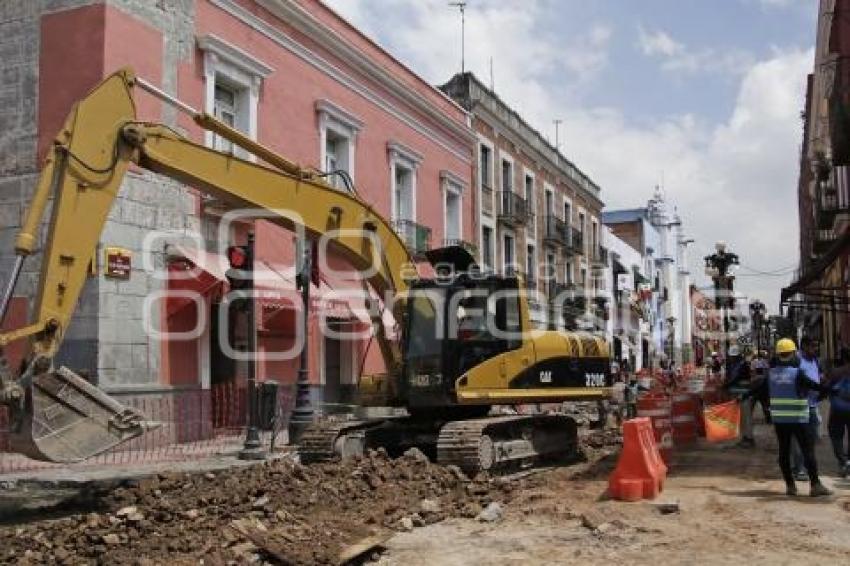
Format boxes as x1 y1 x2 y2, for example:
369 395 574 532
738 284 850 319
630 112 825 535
225 244 253 290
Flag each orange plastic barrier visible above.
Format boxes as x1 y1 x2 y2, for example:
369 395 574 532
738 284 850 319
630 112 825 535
671 393 699 445
703 400 740 443
637 393 672 462
608 417 668 501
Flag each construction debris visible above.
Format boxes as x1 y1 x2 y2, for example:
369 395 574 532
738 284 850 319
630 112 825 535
0 449 509 565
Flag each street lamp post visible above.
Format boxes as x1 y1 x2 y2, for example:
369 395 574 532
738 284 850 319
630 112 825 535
749 299 766 354
704 241 739 363
666 316 677 363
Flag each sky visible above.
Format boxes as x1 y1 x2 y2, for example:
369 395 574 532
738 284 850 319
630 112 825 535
324 0 817 312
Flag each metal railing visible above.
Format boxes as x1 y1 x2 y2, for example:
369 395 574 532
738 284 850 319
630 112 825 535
0 381 295 475
543 215 567 246
392 219 432 254
442 238 477 255
567 228 584 255
498 191 528 226
481 182 494 215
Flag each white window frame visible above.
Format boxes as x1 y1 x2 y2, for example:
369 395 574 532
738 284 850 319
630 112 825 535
317 99 363 187
522 169 537 239
502 230 517 275
526 242 537 284
478 136 495 207
481 220 495 271
577 207 587 253
198 34 273 157
388 141 422 222
441 170 466 245
499 153 515 193
562 195 573 226
591 218 599 254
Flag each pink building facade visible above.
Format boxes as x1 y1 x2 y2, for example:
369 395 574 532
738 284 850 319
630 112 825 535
0 0 474 412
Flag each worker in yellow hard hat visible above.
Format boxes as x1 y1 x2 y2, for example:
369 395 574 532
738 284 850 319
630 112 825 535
767 338 834 497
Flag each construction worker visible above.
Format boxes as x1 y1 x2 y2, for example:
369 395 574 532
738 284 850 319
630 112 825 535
768 338 832 497
827 347 850 477
724 345 755 447
751 350 772 423
791 337 823 480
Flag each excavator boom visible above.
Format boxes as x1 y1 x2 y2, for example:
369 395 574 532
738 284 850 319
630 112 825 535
0 69 415 462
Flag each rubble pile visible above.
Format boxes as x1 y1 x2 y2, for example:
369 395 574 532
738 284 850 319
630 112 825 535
0 448 508 565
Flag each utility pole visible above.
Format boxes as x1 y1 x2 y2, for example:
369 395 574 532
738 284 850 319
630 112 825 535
553 119 563 151
449 2 467 74
289 238 314 445
229 232 266 461
704 241 739 364
749 299 766 354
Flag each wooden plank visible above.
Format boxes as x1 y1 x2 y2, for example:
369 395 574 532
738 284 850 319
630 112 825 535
336 532 393 565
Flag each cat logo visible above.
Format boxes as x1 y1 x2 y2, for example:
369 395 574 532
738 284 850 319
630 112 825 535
539 370 553 383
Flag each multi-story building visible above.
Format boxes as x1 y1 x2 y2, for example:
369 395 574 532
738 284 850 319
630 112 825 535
604 228 651 370
603 189 695 366
784 0 850 363
0 0 474 411
440 73 607 330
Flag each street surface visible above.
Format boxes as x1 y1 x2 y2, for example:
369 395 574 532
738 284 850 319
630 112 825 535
377 420 850 565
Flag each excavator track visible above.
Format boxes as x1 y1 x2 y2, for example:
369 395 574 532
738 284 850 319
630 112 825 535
436 414 578 476
298 419 377 464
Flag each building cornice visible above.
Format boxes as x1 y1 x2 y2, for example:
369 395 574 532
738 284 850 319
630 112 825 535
471 99 603 208
232 0 475 157
197 33 274 79
315 99 364 132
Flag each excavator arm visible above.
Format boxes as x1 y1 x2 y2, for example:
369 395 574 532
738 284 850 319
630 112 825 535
0 68 415 462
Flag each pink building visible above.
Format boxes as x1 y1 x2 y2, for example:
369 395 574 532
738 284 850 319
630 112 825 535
0 0 474 415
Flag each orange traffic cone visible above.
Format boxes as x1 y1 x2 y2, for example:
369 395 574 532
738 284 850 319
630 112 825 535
608 417 668 501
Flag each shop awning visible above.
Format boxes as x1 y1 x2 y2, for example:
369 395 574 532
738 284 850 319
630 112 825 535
166 245 396 331
781 230 850 302
164 245 227 317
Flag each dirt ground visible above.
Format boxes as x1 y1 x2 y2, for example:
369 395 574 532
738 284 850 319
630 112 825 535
376 420 850 566
2 417 850 565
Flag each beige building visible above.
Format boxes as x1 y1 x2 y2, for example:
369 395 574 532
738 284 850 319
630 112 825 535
441 73 607 328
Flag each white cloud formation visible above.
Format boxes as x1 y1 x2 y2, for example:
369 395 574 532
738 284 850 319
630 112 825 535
638 26 684 57
325 1 811 310
637 25 753 75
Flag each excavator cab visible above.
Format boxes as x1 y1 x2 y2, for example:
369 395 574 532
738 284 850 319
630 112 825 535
401 272 525 409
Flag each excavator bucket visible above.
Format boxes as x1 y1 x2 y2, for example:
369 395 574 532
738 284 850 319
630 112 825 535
9 367 150 463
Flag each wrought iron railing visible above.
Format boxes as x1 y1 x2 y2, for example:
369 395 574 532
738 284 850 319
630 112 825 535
543 215 567 246
498 191 528 226
392 219 432 254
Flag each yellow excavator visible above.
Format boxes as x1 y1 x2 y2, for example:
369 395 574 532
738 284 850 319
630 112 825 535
0 69 611 474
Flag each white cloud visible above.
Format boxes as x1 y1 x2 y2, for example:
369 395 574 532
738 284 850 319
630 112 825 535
637 25 753 76
324 1 811 310
638 26 683 57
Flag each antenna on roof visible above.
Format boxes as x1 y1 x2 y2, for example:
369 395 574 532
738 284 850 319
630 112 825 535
553 119 563 151
449 2 467 74
489 56 494 90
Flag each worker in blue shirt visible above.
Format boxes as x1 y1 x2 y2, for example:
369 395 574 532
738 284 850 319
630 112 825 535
791 337 823 481
827 347 850 477
769 338 833 497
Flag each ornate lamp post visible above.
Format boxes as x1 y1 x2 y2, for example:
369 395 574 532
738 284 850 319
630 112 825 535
704 241 739 362
749 299 766 354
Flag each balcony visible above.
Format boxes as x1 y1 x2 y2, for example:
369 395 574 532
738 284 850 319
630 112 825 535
829 56 850 166
566 228 584 255
442 238 477 256
481 182 494 216
392 219 431 255
813 228 837 255
592 245 609 266
542 215 567 247
497 191 528 227
816 165 850 232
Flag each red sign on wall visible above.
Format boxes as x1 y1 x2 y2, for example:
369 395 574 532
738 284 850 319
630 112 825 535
105 247 131 280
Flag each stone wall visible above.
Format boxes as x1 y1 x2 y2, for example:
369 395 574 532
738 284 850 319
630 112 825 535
0 0 199 389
